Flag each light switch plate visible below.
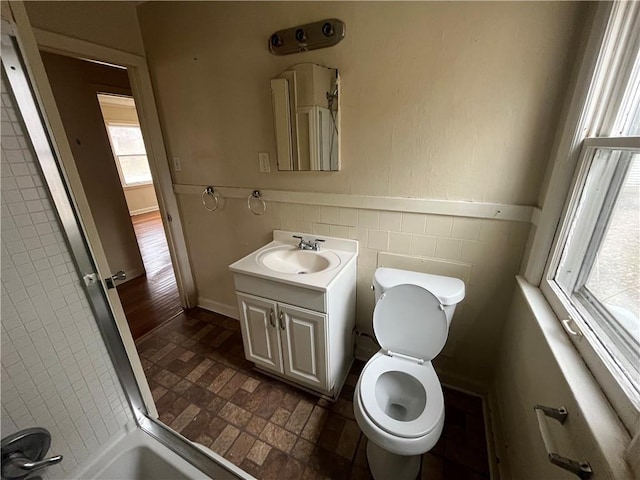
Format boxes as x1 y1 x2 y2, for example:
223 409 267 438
258 152 270 173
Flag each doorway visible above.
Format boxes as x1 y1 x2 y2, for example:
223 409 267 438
38 51 182 339
96 93 183 339
118 211 183 338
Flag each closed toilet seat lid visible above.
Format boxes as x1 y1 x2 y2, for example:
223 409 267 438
373 284 448 361
359 354 444 439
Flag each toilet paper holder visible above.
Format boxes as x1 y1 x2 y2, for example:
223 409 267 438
534 404 593 479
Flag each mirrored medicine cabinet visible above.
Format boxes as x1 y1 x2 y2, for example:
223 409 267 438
270 63 339 171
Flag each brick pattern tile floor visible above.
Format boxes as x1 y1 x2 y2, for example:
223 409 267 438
136 308 491 479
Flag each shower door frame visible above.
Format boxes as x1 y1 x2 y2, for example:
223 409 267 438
3 3 242 479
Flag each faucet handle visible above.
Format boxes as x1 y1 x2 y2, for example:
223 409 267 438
314 239 325 243
1 427 62 480
292 235 303 240
5 453 63 476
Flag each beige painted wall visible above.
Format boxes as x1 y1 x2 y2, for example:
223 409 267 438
41 51 145 279
24 1 145 56
492 283 632 479
138 1 584 204
99 102 160 215
122 185 159 216
1 1 12 22
100 102 139 123
137 2 585 385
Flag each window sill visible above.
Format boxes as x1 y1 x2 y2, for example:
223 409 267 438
516 276 634 479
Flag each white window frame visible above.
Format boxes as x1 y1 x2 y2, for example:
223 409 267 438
543 137 640 434
104 121 153 188
540 3 640 436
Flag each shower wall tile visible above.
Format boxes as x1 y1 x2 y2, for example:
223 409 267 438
366 230 389 251
410 234 437 257
337 208 358 227
401 212 426 234
378 211 402 232
312 222 331 236
452 217 482 241
435 237 463 261
1 75 131 478
357 210 379 229
426 214 453 237
319 206 338 224
388 232 411 254
329 224 349 238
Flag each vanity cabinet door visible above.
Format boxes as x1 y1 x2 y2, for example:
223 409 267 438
278 304 328 391
236 293 282 374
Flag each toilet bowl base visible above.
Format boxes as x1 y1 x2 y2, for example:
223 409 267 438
366 439 420 480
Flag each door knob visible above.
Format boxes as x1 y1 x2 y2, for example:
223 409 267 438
105 270 126 289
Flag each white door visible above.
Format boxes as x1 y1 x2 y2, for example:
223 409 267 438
279 304 328 391
236 293 282 374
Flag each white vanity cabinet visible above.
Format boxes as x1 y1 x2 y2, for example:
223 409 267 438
229 230 358 400
236 293 327 392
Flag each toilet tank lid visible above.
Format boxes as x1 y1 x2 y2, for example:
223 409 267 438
373 267 465 305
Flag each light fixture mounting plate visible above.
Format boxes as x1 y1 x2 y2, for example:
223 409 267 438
269 19 345 56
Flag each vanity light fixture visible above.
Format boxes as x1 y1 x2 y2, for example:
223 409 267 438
269 19 345 55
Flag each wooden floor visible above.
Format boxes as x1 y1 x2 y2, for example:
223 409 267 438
138 308 491 480
118 210 182 340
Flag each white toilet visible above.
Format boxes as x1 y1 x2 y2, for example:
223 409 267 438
353 267 465 480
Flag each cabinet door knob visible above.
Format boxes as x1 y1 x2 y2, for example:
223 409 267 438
269 309 275 328
279 311 285 331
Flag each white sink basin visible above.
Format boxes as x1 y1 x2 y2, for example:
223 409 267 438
229 230 359 291
257 245 340 274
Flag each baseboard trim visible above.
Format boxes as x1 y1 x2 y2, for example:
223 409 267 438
197 297 238 320
119 267 145 284
487 388 511 480
129 206 159 216
435 367 488 396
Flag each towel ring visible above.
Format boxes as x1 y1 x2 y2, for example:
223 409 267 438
202 186 219 212
247 190 266 215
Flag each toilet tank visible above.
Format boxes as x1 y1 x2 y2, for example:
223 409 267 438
372 267 465 325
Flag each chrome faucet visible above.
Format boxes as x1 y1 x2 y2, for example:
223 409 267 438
1 428 63 480
292 235 325 251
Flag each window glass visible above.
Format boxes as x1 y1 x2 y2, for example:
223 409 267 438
555 148 640 395
117 154 153 185
108 125 146 155
106 124 152 186
614 47 640 136
585 156 640 325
